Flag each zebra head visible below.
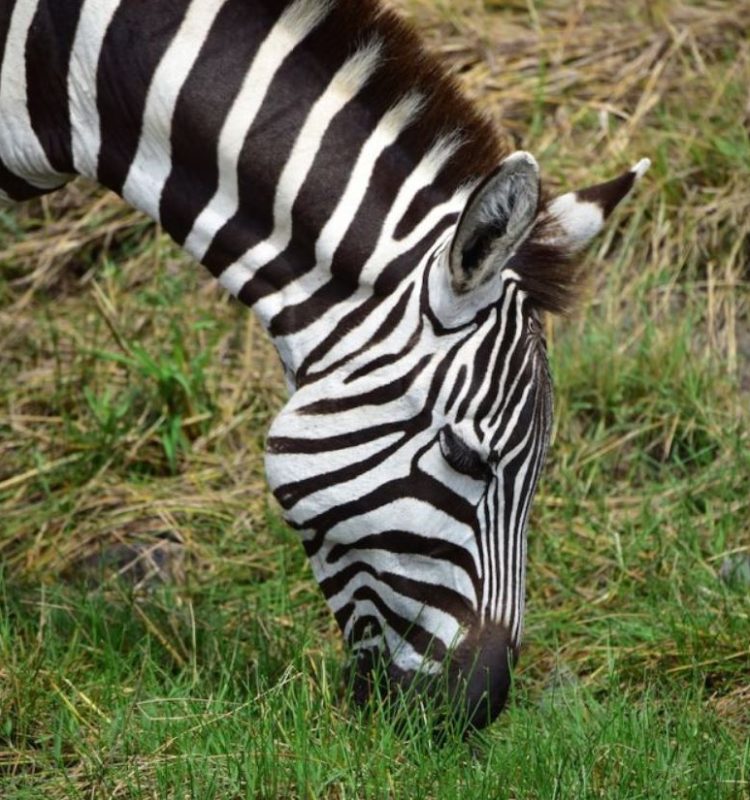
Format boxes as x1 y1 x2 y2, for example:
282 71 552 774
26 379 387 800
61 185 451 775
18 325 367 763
265 151 649 729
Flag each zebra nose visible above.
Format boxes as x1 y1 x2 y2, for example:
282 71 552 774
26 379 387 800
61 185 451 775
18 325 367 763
347 624 516 731
450 624 516 729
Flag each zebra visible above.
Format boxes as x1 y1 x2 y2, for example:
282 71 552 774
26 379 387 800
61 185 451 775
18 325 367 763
0 0 649 729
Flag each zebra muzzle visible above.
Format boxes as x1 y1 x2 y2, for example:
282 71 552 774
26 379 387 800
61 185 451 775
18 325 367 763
347 622 517 733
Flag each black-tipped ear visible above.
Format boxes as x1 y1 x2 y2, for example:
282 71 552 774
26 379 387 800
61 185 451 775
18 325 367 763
542 158 651 251
449 152 540 294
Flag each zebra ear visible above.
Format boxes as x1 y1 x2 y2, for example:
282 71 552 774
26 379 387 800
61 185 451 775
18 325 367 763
449 151 540 294
542 158 651 251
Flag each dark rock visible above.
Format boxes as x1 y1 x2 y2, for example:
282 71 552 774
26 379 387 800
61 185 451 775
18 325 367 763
719 554 750 589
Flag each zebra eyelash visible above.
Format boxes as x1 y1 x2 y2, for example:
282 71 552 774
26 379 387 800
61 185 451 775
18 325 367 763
438 426 492 482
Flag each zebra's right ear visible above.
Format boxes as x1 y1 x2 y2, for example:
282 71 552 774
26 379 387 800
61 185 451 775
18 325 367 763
449 152 540 294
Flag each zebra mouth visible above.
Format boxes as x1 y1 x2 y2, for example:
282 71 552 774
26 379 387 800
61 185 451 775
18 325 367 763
347 623 516 732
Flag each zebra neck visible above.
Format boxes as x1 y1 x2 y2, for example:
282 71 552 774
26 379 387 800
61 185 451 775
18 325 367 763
112 2 500 380
13 0 503 378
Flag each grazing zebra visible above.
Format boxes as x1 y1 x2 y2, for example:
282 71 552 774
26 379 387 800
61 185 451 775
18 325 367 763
0 0 649 728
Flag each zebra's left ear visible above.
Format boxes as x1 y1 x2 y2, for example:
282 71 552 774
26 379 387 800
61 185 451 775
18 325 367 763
449 151 540 294
541 158 651 251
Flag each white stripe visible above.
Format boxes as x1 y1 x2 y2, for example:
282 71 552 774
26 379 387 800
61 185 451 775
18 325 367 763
0 0 64 189
273 196 463 370
250 92 424 317
501 444 534 628
219 40 383 296
327 571 464 652
481 481 497 621
484 294 526 428
358 135 464 284
68 0 122 178
184 0 332 261
121 0 228 219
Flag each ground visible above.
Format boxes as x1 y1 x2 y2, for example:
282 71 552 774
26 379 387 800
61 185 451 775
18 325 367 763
0 0 748 797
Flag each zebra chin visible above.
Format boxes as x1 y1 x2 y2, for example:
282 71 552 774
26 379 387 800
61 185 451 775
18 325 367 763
348 623 517 733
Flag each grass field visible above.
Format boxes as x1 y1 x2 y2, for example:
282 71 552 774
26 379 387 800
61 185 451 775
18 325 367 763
1 0 749 797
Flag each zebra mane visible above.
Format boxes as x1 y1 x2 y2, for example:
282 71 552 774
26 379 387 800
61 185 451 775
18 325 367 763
318 0 503 190
512 213 581 315
317 0 581 315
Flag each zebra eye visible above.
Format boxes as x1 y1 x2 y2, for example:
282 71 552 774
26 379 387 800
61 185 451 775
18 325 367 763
439 426 491 481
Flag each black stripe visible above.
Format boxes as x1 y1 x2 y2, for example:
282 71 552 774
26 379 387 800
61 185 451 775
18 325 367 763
489 354 535 448
346 613 382 646
273 429 410 510
320 561 475 628
267 278 357 338
500 471 519 622
454 312 503 425
25 0 85 174
326 530 480 592
0 158 44 201
296 354 432 415
202 5 362 278
343 329 419 385
350 585 448 661
511 426 543 627
0 1 13 56
301 284 415 386
297 293 389 384
303 468 478 558
483 479 496 617
96 0 190 195
444 364 467 414
159 0 279 245
332 582 448 664
474 300 523 438
267 418 407 455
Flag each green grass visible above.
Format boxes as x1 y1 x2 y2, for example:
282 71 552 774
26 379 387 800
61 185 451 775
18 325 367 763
1 575 747 799
1 0 749 797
